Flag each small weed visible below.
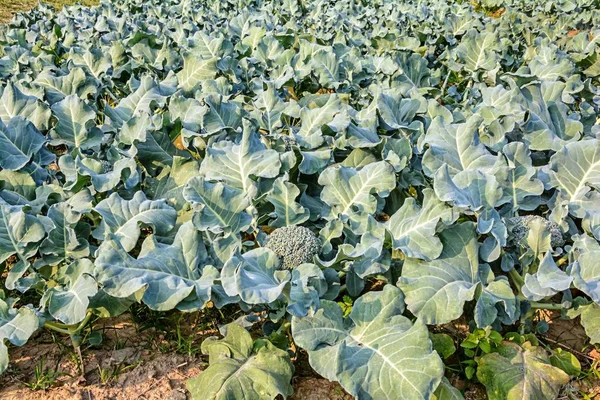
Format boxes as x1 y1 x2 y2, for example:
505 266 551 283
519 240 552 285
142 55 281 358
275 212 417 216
97 360 142 385
333 385 345 395
130 303 174 332
174 318 201 356
23 359 70 391
338 295 353 317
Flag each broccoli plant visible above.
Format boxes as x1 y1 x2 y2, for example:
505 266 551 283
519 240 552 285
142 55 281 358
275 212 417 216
509 215 565 248
1 0 600 399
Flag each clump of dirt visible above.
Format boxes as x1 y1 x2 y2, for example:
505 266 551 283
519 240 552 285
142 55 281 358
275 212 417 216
291 377 353 400
538 309 590 352
464 383 488 400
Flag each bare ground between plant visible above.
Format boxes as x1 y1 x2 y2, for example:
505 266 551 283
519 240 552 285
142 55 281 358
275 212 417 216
1 311 598 400
0 0 98 23
0 313 354 400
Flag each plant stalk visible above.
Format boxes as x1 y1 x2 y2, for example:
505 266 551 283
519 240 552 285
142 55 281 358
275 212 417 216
276 321 291 335
43 311 94 345
529 302 564 311
507 268 524 290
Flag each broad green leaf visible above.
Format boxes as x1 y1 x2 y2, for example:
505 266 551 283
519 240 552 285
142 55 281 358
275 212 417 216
104 75 167 127
95 223 216 311
267 177 310 227
475 278 519 328
221 248 290 304
386 188 457 260
183 177 253 235
569 251 600 304
321 216 388 278
398 222 483 325
548 139 600 204
434 166 504 212
34 67 97 104
0 170 36 206
40 202 89 264
495 142 544 212
344 122 381 149
294 95 348 150
146 156 199 211
117 113 152 145
45 259 97 325
188 31 233 59
200 94 244 136
0 83 51 130
377 90 422 132
550 348 581 376
88 290 136 319
0 297 40 374
522 252 572 301
241 26 267 50
476 85 524 148
455 29 499 72
529 45 574 81
382 136 412 172
573 303 600 344
93 191 177 252
251 83 291 134
177 54 218 92
186 324 293 400
64 154 141 193
200 121 281 197
0 205 45 290
422 115 496 177
431 334 456 360
319 161 396 220
68 47 111 79
521 82 582 151
286 263 326 317
432 378 464 400
292 285 444 400
311 49 340 88
0 117 46 171
477 341 569 400
50 95 102 150
299 149 331 175
524 217 552 259
394 52 435 95
136 130 184 172
168 92 205 133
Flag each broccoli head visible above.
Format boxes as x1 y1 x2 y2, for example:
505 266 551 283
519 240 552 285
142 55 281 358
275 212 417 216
509 215 565 248
265 226 321 270
280 134 297 151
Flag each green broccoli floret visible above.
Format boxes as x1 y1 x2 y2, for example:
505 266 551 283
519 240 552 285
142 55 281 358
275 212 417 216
509 215 565 248
280 134 297 151
265 226 321 270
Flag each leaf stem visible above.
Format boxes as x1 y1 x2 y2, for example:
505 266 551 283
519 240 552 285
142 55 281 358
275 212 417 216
76 311 94 334
461 78 474 104
43 322 72 335
529 302 563 310
276 321 291 335
439 69 452 99
507 268 524 290
43 311 94 337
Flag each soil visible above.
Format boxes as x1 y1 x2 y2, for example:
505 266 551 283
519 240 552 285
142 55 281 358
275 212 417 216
539 309 590 351
2 310 599 399
0 313 352 400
